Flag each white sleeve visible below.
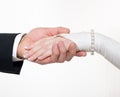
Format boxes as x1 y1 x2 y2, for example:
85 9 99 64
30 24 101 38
59 32 120 69
12 33 25 61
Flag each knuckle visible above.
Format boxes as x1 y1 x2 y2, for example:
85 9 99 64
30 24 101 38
50 58 55 63
66 58 72 61
66 56 73 61
55 52 59 56
58 61 64 63
60 49 66 54
48 57 56 63
69 49 76 56
54 51 59 56
67 57 72 61
51 60 56 63
58 59 65 63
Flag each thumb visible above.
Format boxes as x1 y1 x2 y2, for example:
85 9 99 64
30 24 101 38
76 51 87 57
57 27 70 34
49 27 70 36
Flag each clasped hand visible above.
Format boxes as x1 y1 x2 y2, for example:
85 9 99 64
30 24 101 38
17 27 86 64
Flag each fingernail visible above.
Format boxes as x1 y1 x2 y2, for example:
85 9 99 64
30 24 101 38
28 57 34 61
23 53 29 58
38 57 42 60
23 55 27 58
83 52 87 56
28 58 32 61
24 46 28 49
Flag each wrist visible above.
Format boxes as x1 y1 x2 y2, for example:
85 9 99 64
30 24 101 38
55 36 73 50
17 34 30 59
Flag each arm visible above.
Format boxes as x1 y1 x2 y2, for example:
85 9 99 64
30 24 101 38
0 27 70 74
0 27 86 74
60 32 120 69
0 34 23 74
24 32 120 69
20 27 86 64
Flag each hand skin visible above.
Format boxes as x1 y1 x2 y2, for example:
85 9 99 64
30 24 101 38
24 36 86 64
23 36 73 61
17 27 86 64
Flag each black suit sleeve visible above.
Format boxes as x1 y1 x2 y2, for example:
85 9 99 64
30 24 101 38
0 33 23 74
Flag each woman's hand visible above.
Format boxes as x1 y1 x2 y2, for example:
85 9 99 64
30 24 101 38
23 36 86 64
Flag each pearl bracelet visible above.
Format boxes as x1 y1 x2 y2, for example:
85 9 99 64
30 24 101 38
91 29 95 55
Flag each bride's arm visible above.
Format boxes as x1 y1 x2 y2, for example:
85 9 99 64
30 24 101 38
59 32 120 69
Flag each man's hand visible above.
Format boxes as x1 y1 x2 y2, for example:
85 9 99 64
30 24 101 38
17 27 70 58
17 27 86 64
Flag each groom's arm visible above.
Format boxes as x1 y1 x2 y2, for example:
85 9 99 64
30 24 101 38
0 27 86 74
0 34 23 74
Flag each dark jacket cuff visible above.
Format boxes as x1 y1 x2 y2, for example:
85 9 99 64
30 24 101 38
0 33 23 74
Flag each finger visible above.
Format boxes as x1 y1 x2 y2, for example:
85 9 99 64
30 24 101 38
38 50 52 60
24 44 36 50
76 51 87 57
27 49 46 61
23 45 42 59
24 45 32 50
47 27 70 36
35 57 52 65
57 41 67 63
24 40 40 50
33 43 59 64
23 38 50 59
37 43 60 63
56 27 70 34
50 43 60 63
66 43 77 61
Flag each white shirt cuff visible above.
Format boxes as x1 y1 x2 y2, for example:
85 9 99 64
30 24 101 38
12 33 25 61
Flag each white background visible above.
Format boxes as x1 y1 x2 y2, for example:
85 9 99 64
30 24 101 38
0 0 120 97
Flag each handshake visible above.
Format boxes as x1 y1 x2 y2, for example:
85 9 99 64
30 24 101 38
17 27 86 64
